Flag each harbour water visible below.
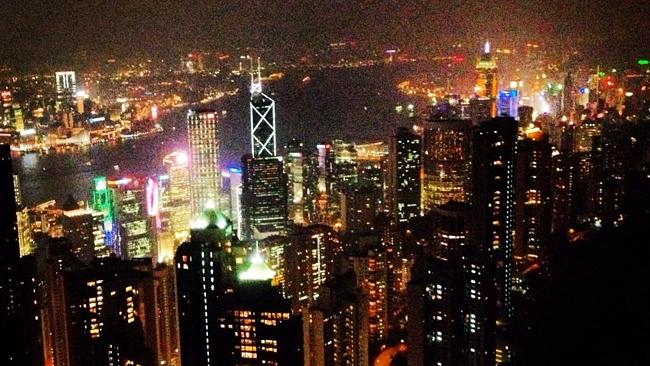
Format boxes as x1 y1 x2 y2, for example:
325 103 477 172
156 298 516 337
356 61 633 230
14 64 426 206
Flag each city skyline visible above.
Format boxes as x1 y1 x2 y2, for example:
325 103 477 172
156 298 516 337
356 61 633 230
1 4 649 366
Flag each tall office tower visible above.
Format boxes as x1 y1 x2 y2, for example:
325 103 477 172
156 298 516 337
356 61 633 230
550 152 578 232
1 144 19 259
175 209 237 366
285 139 308 225
214 253 304 365
187 109 221 216
350 247 389 345
58 258 154 366
356 141 388 211
586 124 631 228
390 127 421 223
284 224 343 311
475 41 498 117
92 176 117 254
408 202 497 366
241 154 288 239
109 177 154 259
163 151 191 244
421 118 472 212
55 71 77 108
304 269 369 366
61 196 96 263
341 183 378 233
514 127 552 267
250 59 277 158
242 66 288 240
471 117 517 363
497 90 519 118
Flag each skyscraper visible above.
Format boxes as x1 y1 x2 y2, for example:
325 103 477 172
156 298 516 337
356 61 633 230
250 59 277 158
214 252 304 365
421 119 472 212
241 64 288 240
285 139 308 225
163 151 191 244
304 269 369 366
408 202 497 366
187 109 221 216
55 71 77 108
391 127 421 223
91 176 117 255
471 117 517 362
109 176 154 259
475 42 498 118
284 224 343 311
241 154 288 239
175 209 237 366
58 258 155 366
514 128 552 266
475 42 497 99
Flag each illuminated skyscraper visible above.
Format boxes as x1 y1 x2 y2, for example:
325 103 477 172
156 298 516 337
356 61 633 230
421 119 472 212
471 117 517 363
175 209 237 366
475 42 498 117
408 202 497 366
304 269 369 366
163 151 191 243
55 71 77 108
250 58 277 158
241 67 288 240
56 258 155 365
391 127 421 223
187 109 221 215
514 128 552 266
475 42 497 99
285 139 308 225
241 154 288 240
214 252 303 365
109 177 154 259
92 176 117 255
284 224 343 311
350 247 389 344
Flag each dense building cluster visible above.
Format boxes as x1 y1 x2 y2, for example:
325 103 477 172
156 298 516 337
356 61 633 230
1 43 649 366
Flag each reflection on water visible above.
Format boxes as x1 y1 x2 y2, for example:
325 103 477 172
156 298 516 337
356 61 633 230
14 65 421 207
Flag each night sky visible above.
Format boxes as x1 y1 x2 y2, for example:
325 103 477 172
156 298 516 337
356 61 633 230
1 0 649 70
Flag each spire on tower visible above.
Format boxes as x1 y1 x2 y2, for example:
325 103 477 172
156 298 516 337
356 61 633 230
484 40 491 54
250 56 262 94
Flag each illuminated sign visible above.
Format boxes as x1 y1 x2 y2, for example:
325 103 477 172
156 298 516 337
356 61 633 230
638 59 649 66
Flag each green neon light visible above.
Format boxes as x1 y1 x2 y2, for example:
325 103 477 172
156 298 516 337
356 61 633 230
638 59 649 66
